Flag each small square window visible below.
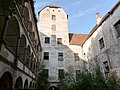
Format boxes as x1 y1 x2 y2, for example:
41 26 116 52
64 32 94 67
58 53 63 61
114 20 120 37
43 52 49 60
57 38 62 44
52 15 56 20
103 61 109 74
99 38 105 49
45 37 50 44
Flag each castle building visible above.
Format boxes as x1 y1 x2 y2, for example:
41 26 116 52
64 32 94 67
0 0 41 89
38 0 120 89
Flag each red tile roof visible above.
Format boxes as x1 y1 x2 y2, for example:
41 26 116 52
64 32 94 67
69 33 88 46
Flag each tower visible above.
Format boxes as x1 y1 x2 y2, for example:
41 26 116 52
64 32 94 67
38 4 69 86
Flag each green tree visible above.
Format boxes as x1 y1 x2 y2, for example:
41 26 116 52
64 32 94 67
36 63 49 90
60 66 120 90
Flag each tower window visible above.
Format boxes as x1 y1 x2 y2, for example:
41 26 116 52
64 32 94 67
99 38 105 49
45 37 50 44
57 38 62 44
52 15 56 20
114 20 120 37
58 52 63 61
43 52 49 60
51 25 56 31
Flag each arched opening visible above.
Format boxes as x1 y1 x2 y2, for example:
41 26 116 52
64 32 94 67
49 86 59 90
24 79 28 89
15 76 23 90
19 35 26 62
5 16 20 55
0 71 13 90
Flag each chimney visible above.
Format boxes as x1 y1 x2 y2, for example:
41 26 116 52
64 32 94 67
96 12 102 24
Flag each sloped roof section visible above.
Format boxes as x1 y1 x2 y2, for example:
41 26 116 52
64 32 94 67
69 33 88 46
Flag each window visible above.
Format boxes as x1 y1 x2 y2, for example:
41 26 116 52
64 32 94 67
52 15 56 20
51 35 56 46
58 53 63 61
74 53 79 61
99 38 105 49
76 70 80 80
103 61 109 74
57 38 62 44
43 69 49 78
43 52 49 60
45 37 50 44
51 25 56 31
114 20 120 37
58 69 64 80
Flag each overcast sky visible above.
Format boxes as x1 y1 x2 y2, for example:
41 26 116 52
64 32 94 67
34 0 118 34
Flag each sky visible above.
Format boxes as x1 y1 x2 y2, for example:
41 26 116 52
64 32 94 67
34 0 118 34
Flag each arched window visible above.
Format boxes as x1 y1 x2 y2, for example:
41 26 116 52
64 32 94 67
5 16 20 55
19 35 27 62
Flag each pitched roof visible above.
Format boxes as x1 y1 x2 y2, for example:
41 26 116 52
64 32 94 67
69 33 88 46
46 4 61 8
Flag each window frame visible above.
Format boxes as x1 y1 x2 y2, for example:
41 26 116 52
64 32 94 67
57 38 62 44
103 61 109 74
52 15 56 20
51 24 56 31
114 20 120 37
45 37 50 44
43 52 49 60
58 52 63 61
99 38 105 49
58 69 64 80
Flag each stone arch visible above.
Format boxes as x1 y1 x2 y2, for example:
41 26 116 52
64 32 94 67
15 76 23 89
26 45 31 67
5 16 20 55
24 79 28 89
19 34 27 62
0 71 13 90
